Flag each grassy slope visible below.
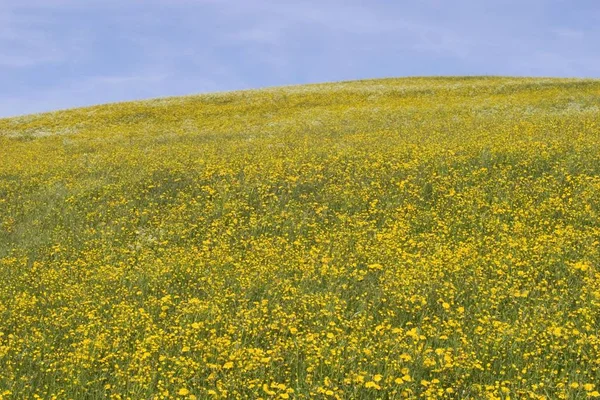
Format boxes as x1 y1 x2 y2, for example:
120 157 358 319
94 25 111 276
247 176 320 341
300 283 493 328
1 77 600 398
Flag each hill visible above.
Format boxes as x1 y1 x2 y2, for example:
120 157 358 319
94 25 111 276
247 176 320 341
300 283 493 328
1 77 600 399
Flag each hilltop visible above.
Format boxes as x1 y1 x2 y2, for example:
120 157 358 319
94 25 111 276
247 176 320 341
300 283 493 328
1 77 600 399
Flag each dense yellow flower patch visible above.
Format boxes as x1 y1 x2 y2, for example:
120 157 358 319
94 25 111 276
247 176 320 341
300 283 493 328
1 77 600 399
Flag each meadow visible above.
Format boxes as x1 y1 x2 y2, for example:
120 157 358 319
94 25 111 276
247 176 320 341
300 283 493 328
1 76 600 399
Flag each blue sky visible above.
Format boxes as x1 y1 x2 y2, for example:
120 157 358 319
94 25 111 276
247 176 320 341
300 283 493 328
1 0 599 117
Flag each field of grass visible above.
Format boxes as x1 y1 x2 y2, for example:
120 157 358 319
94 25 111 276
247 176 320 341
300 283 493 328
1 76 600 399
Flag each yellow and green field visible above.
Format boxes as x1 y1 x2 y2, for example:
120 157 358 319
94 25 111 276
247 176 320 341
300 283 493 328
1 77 600 399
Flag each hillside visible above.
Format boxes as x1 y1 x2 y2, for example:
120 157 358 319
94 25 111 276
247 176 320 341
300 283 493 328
1 77 600 399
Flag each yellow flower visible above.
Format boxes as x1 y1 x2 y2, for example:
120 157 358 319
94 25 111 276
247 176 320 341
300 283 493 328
263 384 276 396
368 263 383 271
365 381 381 390
573 261 590 271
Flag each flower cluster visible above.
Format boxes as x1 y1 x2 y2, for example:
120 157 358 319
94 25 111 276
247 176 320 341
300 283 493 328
1 77 600 398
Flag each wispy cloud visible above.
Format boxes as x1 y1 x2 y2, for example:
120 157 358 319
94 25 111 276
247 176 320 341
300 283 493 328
553 28 585 40
0 10 63 67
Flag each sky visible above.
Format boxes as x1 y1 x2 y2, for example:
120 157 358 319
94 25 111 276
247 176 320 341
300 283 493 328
1 0 599 117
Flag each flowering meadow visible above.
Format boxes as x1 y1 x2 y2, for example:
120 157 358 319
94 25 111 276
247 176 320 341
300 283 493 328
1 77 600 399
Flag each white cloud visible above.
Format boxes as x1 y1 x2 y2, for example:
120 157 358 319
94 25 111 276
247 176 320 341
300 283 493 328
553 28 584 40
227 27 282 45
